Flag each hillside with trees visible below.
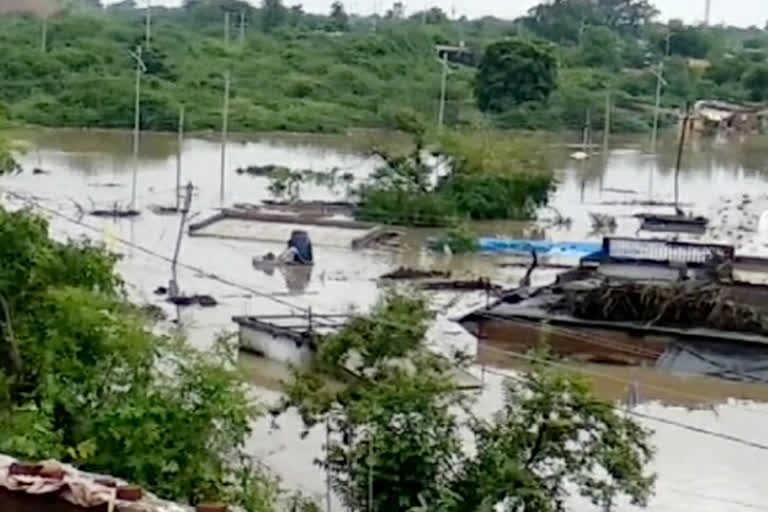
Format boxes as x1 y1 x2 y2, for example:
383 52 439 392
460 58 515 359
1 0 767 134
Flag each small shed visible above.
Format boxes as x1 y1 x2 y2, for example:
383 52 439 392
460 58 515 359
691 100 759 133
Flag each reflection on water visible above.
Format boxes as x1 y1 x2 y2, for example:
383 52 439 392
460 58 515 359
5 128 768 512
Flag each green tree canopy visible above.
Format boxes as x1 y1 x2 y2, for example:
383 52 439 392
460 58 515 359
475 38 558 112
280 294 656 512
524 0 657 43
580 25 622 69
327 1 349 31
742 64 768 101
0 206 277 511
261 0 286 31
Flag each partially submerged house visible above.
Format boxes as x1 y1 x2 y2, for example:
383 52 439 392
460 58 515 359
691 100 760 134
233 313 483 390
459 237 768 382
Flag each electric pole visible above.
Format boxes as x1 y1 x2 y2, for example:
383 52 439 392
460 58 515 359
145 0 152 48
170 182 194 300
224 11 230 46
41 16 47 53
220 70 231 206
130 46 146 211
176 104 185 211
650 30 670 154
704 0 712 26
603 91 611 156
437 52 448 130
239 10 246 47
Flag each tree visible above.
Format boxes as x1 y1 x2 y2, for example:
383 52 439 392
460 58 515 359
596 0 657 36
523 0 657 43
742 64 768 101
279 294 656 512
327 1 349 31
384 1 404 20
0 207 279 511
261 0 286 31
665 23 713 59
410 6 448 24
580 25 622 69
474 38 558 112
445 359 655 512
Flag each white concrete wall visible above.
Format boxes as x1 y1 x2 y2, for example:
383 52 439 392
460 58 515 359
239 327 315 369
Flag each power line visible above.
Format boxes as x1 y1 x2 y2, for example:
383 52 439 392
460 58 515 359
7 189 768 453
479 363 768 452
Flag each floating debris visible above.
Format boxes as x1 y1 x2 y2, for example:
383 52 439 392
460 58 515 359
149 205 182 215
31 167 51 175
140 304 166 321
602 187 637 195
87 182 123 188
558 281 766 334
589 212 617 231
419 278 502 292
235 164 289 176
599 199 692 207
380 267 450 280
89 208 140 218
167 294 218 307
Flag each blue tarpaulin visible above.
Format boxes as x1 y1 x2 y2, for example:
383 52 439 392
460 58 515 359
476 238 602 258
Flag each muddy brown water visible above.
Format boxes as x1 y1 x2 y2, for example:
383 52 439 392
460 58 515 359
4 127 768 511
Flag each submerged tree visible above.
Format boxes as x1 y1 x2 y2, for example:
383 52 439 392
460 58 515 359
279 294 656 512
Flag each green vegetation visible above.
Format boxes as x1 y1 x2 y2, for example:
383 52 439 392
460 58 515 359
0 0 766 137
351 131 554 227
280 293 656 512
0 206 278 510
475 39 558 112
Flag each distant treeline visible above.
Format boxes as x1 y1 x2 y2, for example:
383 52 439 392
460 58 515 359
0 0 765 134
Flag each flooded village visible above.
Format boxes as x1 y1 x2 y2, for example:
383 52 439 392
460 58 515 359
2 124 768 511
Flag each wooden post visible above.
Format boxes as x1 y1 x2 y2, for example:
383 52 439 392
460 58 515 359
176 104 185 211
674 110 690 213
325 418 332 512
219 70 230 206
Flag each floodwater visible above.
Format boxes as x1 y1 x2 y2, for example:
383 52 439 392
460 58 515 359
4 127 768 511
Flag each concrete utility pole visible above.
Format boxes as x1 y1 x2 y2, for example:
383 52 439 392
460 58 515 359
650 32 670 154
41 16 47 53
130 46 146 211
437 52 448 130
704 0 712 26
176 104 185 211
239 10 246 46
582 108 591 153
603 91 611 156
170 181 194 299
224 11 230 45
145 0 152 48
220 70 231 206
